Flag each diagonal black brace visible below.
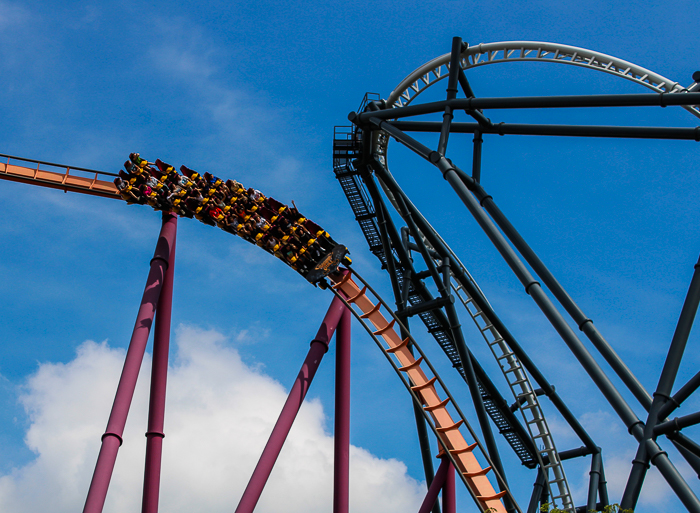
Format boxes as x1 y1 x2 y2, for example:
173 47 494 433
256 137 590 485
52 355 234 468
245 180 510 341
436 37 463 156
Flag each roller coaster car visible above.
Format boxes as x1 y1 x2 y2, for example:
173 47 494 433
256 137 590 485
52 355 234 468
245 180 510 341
303 244 350 284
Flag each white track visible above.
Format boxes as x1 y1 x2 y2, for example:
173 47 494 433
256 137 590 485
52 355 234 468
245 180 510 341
386 40 700 117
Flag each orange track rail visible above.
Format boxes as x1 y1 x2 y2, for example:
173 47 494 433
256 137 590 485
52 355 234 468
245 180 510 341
0 159 119 199
331 271 509 513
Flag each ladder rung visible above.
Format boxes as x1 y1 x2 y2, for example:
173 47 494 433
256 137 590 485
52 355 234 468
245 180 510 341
424 397 450 412
386 337 410 353
436 419 464 433
463 465 491 478
359 303 381 319
450 442 477 455
477 490 507 502
346 285 367 303
411 376 437 391
398 356 423 372
510 378 530 386
373 319 395 336
331 271 353 289
497 352 515 360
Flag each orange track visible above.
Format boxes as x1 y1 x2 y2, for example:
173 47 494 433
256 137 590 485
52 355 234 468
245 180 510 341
0 160 119 199
0 156 511 512
331 271 508 513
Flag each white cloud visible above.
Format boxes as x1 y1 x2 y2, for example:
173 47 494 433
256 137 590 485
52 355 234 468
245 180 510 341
0 325 425 513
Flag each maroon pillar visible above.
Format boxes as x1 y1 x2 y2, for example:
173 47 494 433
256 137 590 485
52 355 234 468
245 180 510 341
417 457 450 513
442 459 456 513
333 308 351 513
234 295 348 513
142 221 177 513
83 213 177 513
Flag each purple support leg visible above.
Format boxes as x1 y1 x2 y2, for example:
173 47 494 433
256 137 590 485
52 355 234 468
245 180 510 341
142 223 177 513
442 459 456 513
83 213 177 513
333 308 351 513
417 457 450 513
234 295 348 513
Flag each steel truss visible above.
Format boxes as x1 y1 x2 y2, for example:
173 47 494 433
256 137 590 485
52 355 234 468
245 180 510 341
334 37 700 512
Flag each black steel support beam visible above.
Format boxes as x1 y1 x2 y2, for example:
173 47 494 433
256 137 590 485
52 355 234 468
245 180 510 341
588 451 603 512
436 37 461 156
370 156 599 454
365 119 700 512
370 173 441 513
660 370 700 420
472 130 483 182
398 186 513 508
623 255 700 510
656 412 700 436
466 173 653 411
352 92 700 123
527 469 548 513
388 120 700 141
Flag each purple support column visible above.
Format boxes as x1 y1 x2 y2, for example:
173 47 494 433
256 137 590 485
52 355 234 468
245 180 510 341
333 308 351 513
417 457 450 513
83 213 177 513
142 221 177 513
442 459 456 513
235 295 348 513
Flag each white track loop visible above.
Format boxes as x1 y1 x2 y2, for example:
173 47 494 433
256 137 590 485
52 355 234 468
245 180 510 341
386 40 700 118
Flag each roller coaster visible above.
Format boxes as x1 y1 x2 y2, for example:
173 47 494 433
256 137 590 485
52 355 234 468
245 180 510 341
2 37 700 513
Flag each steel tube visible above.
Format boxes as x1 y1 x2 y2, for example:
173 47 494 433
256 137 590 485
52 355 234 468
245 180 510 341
655 412 700 436
372 196 439 513
659 370 700 420
83 213 177 513
657 256 700 399
477 190 652 411
353 93 700 123
623 256 700 509
669 433 700 459
388 121 700 141
438 156 643 429
587 452 602 512
436 37 462 156
370 158 598 452
401 196 511 499
234 296 346 513
646 438 700 512
472 130 483 182
333 308 351 513
527 469 547 513
142 215 177 513
430 152 697 508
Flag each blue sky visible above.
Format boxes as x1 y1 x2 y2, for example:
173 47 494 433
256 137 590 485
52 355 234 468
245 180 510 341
0 0 699 511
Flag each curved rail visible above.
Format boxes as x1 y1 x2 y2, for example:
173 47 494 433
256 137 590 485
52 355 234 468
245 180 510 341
386 40 700 117
329 268 516 513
